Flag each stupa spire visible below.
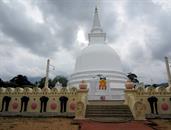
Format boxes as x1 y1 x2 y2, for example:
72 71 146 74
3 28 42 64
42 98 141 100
91 6 103 33
88 6 106 44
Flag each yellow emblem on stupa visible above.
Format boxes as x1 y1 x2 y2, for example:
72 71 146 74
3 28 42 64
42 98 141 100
99 78 107 90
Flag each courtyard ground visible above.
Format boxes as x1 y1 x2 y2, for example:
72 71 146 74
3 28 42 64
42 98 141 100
0 117 78 130
0 117 171 130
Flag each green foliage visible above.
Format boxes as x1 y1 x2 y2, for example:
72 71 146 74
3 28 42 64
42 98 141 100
37 77 45 88
52 76 68 87
10 75 33 86
37 75 68 88
37 77 52 88
0 75 68 88
0 75 34 88
10 74 32 87
0 78 4 86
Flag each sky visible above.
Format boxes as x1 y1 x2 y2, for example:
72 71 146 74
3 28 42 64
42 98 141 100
0 0 171 84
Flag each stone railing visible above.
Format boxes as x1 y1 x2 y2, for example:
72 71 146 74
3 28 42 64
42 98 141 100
0 84 88 119
125 81 171 120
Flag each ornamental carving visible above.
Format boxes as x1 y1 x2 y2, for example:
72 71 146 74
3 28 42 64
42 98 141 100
76 101 84 117
134 101 146 117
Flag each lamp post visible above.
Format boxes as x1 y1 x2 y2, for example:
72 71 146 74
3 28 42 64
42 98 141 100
44 59 50 88
165 56 171 87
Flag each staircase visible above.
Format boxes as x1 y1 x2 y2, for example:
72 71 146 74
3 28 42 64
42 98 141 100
85 105 134 122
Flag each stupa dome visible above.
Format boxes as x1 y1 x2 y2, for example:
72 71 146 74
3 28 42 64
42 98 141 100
75 43 122 73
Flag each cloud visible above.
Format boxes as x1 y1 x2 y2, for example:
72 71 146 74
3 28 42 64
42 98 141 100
124 0 171 60
0 0 171 84
108 0 171 83
0 0 57 56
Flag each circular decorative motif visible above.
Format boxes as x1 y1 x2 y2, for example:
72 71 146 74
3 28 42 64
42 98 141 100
70 102 76 111
12 102 18 109
31 102 37 110
161 103 169 111
50 103 57 110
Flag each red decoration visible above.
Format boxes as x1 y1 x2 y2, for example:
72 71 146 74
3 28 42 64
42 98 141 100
31 102 37 110
161 103 169 111
12 102 18 109
50 103 57 110
70 102 76 111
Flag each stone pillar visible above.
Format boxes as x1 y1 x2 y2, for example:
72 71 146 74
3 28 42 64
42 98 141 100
124 80 135 105
124 89 145 120
75 81 88 119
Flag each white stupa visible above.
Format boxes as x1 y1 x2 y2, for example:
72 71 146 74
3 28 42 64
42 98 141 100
68 7 127 100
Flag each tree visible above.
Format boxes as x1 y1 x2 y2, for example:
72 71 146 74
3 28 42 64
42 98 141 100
10 75 33 87
52 76 68 87
0 78 4 87
37 77 53 88
152 84 158 88
127 73 139 83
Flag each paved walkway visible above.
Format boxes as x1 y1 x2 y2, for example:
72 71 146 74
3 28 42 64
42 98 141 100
79 120 153 130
